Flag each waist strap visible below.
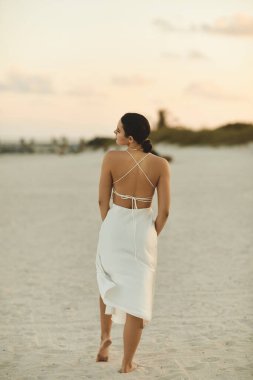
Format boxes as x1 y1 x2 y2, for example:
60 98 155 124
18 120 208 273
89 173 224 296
112 188 152 261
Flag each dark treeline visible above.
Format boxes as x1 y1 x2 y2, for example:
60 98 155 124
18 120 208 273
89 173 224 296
150 110 253 146
1 109 253 154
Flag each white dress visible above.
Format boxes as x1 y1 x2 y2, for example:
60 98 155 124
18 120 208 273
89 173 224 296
95 151 158 328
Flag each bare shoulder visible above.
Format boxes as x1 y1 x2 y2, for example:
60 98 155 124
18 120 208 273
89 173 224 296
150 153 170 171
103 150 170 172
100 150 125 169
102 149 124 161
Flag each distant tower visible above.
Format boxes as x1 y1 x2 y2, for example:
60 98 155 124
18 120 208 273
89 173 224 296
157 109 168 129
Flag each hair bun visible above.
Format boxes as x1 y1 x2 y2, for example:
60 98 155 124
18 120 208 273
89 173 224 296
141 139 152 153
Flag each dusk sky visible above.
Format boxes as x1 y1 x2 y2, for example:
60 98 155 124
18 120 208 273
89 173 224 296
1 0 253 140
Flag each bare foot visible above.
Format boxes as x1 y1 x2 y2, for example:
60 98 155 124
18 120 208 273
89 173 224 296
96 337 112 362
118 362 138 373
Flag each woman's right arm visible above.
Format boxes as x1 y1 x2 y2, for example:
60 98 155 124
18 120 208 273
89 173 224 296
98 151 113 221
155 158 171 236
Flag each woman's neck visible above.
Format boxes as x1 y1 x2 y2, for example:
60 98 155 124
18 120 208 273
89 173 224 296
127 146 143 152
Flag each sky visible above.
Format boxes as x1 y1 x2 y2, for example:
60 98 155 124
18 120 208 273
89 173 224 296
0 0 253 141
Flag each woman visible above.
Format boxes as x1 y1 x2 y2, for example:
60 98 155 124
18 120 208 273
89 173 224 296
95 112 170 373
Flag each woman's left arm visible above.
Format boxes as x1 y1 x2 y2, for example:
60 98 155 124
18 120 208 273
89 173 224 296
98 151 113 221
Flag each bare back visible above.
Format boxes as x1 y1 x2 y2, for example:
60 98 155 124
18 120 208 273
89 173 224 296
110 150 164 209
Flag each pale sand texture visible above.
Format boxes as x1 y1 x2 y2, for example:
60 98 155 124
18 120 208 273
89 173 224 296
0 144 253 379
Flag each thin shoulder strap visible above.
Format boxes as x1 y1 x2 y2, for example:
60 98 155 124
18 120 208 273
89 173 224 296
113 152 151 185
113 161 142 184
127 151 155 188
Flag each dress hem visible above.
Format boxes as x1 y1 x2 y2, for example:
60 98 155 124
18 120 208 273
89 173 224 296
101 294 151 328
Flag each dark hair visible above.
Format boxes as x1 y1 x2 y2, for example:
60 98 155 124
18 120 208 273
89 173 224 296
121 112 153 153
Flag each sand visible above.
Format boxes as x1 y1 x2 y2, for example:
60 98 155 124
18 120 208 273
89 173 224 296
0 143 252 379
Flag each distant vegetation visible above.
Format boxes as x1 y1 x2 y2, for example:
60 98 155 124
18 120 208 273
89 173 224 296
1 109 253 154
149 110 253 146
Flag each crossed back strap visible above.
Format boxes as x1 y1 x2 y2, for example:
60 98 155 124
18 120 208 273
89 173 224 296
113 151 155 188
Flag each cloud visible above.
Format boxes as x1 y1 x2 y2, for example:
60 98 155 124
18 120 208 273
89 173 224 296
187 50 209 60
111 74 153 86
161 50 209 61
161 52 181 60
0 71 54 94
0 72 106 99
154 13 253 37
153 18 179 32
185 82 243 101
198 13 253 36
66 86 106 98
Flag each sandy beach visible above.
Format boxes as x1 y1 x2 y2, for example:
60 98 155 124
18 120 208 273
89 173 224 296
0 143 252 379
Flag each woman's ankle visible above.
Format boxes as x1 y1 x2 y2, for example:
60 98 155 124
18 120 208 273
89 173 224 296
121 359 133 368
100 334 111 340
120 361 138 373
